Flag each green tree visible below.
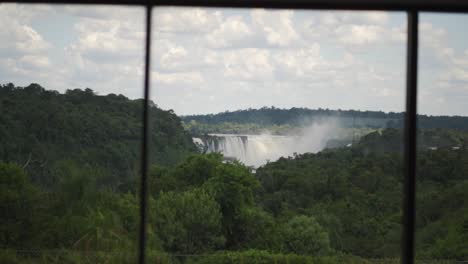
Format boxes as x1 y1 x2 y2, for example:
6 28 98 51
235 206 279 250
154 189 225 254
0 162 41 248
203 161 260 248
279 215 330 256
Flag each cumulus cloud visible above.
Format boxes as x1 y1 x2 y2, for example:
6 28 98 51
272 44 322 78
1 6 466 116
0 4 54 87
18 55 51 69
0 4 147 94
0 5 50 54
420 22 468 83
206 15 253 48
251 9 299 47
222 48 274 80
417 19 468 115
154 8 222 34
153 39 188 71
153 71 204 84
337 24 383 45
300 11 404 49
69 9 144 62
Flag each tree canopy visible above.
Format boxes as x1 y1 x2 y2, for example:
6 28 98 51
1 83 467 263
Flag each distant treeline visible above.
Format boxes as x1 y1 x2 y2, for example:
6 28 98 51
182 107 468 131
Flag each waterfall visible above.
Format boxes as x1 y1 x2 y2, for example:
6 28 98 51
194 122 341 167
196 133 327 167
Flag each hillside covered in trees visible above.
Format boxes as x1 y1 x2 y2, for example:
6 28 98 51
183 107 468 135
1 84 467 263
0 83 196 189
256 129 468 259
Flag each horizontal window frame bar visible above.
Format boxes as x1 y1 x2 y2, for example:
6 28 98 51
2 0 468 13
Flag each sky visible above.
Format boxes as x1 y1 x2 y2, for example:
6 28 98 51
0 4 467 116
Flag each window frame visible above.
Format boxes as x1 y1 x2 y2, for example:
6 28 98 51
2 0 468 263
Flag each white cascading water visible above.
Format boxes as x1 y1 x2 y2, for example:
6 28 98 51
194 121 339 167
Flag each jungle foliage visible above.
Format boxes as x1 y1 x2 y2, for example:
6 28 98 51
0 83 197 190
1 84 467 263
183 107 468 135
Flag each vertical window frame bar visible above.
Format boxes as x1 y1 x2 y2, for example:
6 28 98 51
402 10 418 264
139 5 152 264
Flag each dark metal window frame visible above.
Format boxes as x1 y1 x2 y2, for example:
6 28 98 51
2 0 468 263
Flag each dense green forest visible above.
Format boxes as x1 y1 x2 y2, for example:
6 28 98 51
256 129 468 259
182 107 468 135
0 83 196 190
1 84 467 263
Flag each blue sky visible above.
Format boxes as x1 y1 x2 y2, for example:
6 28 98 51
0 5 467 116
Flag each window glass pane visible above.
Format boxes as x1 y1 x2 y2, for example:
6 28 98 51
0 4 145 262
416 13 468 262
150 7 406 263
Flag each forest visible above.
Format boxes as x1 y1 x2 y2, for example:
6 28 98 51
1 84 467 263
182 107 468 135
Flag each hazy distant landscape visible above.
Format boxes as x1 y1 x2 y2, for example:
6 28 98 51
185 107 468 166
1 83 467 263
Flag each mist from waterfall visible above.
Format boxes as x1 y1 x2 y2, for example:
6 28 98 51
195 120 342 167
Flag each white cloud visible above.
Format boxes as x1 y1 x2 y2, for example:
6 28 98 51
323 11 390 25
153 39 188 71
272 44 322 78
0 5 146 97
70 13 144 63
0 5 51 54
15 25 50 53
420 22 468 84
251 9 299 47
0 4 53 85
417 20 468 115
337 24 383 45
365 12 390 24
206 15 253 48
19 55 51 69
153 71 204 84
2 6 467 115
58 6 144 24
160 45 188 70
154 8 222 34
452 49 468 67
420 22 447 51
221 48 274 80
299 11 404 50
